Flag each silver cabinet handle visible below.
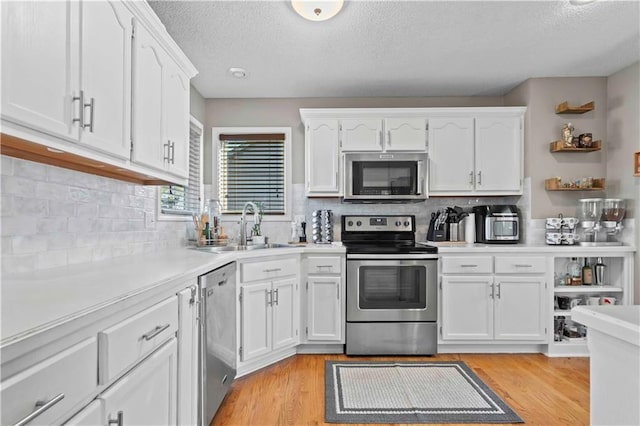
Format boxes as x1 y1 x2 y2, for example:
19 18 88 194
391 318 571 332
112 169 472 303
489 283 494 299
15 393 65 426
108 410 124 426
273 288 279 306
170 141 175 164
496 282 501 299
387 130 391 146
83 97 95 132
316 265 334 269
141 324 170 341
477 170 482 185
164 141 171 163
72 91 84 127
266 289 272 307
263 268 281 273
514 264 533 268
460 264 478 268
378 130 383 148
469 171 474 186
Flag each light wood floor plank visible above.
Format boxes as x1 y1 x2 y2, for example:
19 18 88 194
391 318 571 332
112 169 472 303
212 353 589 426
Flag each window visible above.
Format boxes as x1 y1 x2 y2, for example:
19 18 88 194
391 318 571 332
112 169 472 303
158 117 204 220
213 127 292 220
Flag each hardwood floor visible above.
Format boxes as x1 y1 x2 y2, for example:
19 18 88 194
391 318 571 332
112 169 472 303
212 353 590 426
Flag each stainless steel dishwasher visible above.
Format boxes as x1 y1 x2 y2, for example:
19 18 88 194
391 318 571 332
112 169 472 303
199 261 237 426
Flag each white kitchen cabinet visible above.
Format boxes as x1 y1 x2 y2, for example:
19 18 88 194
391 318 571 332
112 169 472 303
240 277 298 363
305 119 341 196
177 286 198 426
340 119 383 151
163 61 191 178
440 254 546 342
384 117 427 151
429 114 523 196
306 276 342 341
99 338 178 426
340 118 426 152
65 400 103 425
1 0 132 160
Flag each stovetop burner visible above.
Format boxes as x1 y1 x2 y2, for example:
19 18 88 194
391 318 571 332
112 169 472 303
341 214 438 254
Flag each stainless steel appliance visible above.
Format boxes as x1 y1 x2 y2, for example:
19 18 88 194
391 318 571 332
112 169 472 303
199 262 237 425
344 152 428 201
342 215 438 355
473 205 520 243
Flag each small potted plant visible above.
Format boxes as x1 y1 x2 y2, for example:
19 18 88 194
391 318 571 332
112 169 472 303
251 202 266 244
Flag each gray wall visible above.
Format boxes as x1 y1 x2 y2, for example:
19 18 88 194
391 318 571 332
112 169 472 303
203 96 504 185
505 77 608 219
606 61 640 302
190 85 206 124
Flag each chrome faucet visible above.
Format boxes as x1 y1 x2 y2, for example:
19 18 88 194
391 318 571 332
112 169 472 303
239 201 259 246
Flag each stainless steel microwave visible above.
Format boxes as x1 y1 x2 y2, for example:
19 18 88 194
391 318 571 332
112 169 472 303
344 152 428 201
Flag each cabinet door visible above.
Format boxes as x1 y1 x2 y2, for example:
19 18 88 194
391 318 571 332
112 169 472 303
272 277 299 351
131 20 167 171
1 1 78 140
100 338 177 426
384 118 426 151
306 119 341 195
79 1 132 159
474 117 522 193
441 276 493 340
428 118 475 193
307 276 342 341
177 287 198 426
494 277 546 341
164 62 190 179
240 283 272 362
340 119 383 151
64 400 103 425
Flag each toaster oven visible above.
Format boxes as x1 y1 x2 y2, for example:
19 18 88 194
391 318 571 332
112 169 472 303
473 205 520 243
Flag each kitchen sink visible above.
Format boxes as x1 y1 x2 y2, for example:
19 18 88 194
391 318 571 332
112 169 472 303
191 243 295 253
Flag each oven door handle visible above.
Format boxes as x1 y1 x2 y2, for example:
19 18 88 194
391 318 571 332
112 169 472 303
347 254 438 260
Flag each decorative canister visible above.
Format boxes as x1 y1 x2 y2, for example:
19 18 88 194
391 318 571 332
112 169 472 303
311 210 333 244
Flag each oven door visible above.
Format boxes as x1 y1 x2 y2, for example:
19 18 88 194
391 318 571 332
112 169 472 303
346 254 437 322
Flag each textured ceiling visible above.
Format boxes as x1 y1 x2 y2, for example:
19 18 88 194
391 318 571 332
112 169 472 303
148 0 640 98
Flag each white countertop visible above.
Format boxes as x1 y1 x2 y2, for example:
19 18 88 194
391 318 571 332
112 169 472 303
1 244 344 346
424 242 636 254
571 305 640 347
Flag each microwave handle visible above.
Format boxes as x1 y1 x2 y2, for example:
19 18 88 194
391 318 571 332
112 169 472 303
417 160 424 195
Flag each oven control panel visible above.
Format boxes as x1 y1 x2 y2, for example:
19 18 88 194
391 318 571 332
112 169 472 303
343 215 414 232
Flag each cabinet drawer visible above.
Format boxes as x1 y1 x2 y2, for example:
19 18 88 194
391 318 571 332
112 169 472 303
495 256 546 274
307 256 342 274
441 256 493 274
1 337 97 426
241 257 297 282
98 297 178 384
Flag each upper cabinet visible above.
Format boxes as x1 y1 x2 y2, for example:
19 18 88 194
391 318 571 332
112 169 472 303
340 118 426 152
305 119 341 196
429 113 524 196
1 0 197 185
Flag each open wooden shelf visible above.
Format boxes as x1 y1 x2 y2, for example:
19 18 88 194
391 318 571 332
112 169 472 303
555 101 594 114
550 140 601 152
545 177 605 191
634 152 640 176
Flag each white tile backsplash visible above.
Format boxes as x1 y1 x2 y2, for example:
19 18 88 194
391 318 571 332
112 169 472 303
1 156 188 273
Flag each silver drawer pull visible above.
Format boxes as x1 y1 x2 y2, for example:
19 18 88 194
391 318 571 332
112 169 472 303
108 410 124 426
15 393 65 426
514 264 533 268
316 265 334 269
460 264 478 267
263 268 281 273
141 324 170 341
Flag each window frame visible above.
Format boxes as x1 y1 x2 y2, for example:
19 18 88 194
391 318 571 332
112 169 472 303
212 126 292 222
157 115 204 222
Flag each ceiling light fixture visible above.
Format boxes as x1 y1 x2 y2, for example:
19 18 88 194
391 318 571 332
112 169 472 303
292 0 344 21
228 67 247 79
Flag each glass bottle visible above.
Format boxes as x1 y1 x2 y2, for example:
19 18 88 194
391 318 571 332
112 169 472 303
567 257 582 286
582 258 593 285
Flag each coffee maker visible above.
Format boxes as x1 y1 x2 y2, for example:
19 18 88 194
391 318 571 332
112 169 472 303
577 198 626 246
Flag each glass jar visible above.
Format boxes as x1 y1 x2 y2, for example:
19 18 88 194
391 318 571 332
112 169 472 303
567 257 582 286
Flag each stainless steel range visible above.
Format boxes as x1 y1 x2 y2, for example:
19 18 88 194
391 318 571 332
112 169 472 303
342 215 438 355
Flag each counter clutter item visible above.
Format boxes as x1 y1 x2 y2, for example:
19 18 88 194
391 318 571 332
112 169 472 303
545 215 579 245
311 210 333 244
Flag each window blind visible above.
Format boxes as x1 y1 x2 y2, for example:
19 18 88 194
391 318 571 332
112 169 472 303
218 133 285 214
160 123 202 215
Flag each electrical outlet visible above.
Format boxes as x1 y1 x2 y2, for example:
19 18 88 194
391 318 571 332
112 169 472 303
145 212 155 229
295 215 306 223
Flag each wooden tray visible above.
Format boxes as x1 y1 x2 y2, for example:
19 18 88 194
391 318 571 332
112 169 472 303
555 101 594 114
545 177 605 191
550 140 601 152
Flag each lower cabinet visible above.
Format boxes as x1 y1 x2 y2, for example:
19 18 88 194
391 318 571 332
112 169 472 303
240 277 299 362
99 338 178 425
306 276 342 342
440 254 547 343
